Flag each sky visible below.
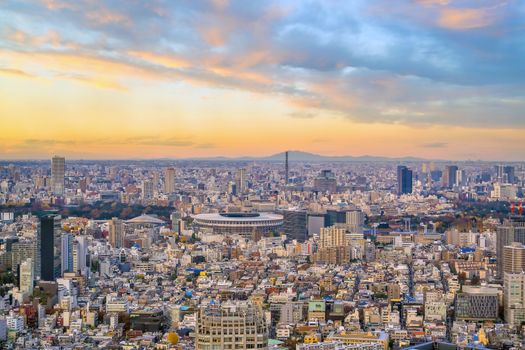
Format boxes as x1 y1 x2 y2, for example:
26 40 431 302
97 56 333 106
0 0 524 160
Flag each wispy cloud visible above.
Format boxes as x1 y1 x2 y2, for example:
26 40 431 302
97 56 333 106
0 0 523 130
421 142 448 148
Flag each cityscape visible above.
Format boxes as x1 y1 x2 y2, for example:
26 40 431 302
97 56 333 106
0 155 524 349
1 1 525 350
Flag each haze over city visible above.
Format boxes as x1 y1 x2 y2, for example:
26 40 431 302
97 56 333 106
1 0 524 160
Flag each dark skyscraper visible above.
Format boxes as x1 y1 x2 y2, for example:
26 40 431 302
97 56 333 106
285 151 289 184
40 215 62 281
283 210 308 242
397 165 413 195
443 165 458 189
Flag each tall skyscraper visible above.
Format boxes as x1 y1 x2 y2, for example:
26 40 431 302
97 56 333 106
108 217 124 249
443 165 458 189
496 165 517 184
285 151 289 184
40 215 62 281
73 235 88 275
236 168 247 194
497 218 525 277
346 210 365 233
397 165 413 195
51 156 65 195
61 233 73 274
141 180 154 200
164 167 176 193
19 258 34 296
503 243 525 274
283 209 308 242
504 272 525 326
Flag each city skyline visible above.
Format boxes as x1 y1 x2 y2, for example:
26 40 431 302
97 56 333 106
0 1 524 160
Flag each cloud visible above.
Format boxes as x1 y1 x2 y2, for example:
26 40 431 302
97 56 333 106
287 111 317 119
0 67 34 78
0 0 523 130
421 142 448 148
437 7 500 30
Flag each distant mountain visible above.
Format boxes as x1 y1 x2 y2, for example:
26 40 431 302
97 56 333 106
182 151 431 162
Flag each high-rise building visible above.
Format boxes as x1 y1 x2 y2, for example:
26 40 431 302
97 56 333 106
307 213 325 236
314 170 337 193
504 272 525 326
51 156 65 195
19 258 34 296
164 167 176 193
346 210 364 233
283 210 308 242
195 301 268 350
496 165 516 183
72 235 88 275
320 226 347 249
397 165 413 195
40 215 62 281
503 242 525 274
285 151 289 184
455 286 499 321
443 165 458 189
236 168 247 194
497 217 525 277
141 180 154 200
61 233 73 274
11 240 39 279
108 217 124 249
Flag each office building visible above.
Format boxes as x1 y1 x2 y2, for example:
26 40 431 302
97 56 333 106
455 286 499 321
308 213 325 236
283 209 308 241
314 170 337 193
397 166 413 195
443 165 458 189
61 233 73 274
72 235 88 275
503 243 525 274
19 258 34 296
40 215 62 281
346 210 364 233
108 217 124 249
497 217 525 277
164 167 176 193
503 272 525 326
141 180 154 200
11 240 39 279
51 156 65 195
236 168 247 194
496 165 516 184
285 151 289 184
320 226 347 248
195 301 268 350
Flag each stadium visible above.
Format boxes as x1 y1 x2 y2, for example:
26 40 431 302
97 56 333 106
192 212 283 239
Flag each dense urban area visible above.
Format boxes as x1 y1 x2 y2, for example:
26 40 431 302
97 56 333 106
0 153 524 350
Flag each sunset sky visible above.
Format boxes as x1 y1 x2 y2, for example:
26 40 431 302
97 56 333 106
0 0 524 160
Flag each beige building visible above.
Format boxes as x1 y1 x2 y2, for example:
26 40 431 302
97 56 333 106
320 226 346 248
195 301 268 350
504 272 525 326
504 243 525 274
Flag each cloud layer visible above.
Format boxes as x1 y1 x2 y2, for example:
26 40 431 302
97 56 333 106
0 0 524 133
